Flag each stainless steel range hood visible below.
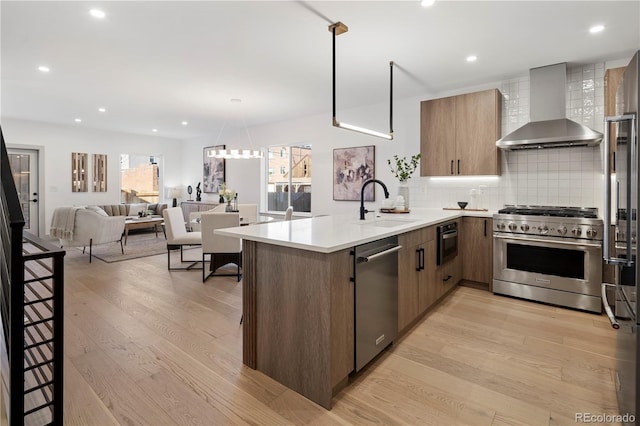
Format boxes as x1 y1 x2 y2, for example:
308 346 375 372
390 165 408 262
496 63 603 150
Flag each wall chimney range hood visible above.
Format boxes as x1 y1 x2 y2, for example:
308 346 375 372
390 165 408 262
496 63 603 150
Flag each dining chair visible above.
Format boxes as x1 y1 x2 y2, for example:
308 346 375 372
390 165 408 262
238 204 258 225
201 212 242 282
210 204 227 212
284 206 293 221
163 207 202 270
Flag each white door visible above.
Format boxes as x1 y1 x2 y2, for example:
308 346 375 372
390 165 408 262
7 149 39 235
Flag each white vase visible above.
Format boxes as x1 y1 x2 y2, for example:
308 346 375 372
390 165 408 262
397 183 410 211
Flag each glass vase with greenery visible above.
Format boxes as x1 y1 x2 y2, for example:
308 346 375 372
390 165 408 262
387 154 421 183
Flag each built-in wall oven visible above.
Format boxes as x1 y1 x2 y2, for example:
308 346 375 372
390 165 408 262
437 222 458 265
493 206 603 313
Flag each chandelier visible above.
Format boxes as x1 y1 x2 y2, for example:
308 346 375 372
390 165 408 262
206 99 264 159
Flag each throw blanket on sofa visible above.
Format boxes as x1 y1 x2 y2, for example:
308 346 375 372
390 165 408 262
50 206 82 239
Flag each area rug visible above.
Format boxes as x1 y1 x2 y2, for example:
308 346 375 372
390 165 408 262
73 232 193 263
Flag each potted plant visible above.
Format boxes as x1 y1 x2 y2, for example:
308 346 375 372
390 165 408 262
387 153 421 210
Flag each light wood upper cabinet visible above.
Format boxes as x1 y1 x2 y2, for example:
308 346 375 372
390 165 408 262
605 67 626 172
421 89 502 176
461 217 493 287
421 96 456 176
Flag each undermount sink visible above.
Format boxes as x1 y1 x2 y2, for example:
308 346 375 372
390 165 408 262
359 219 416 228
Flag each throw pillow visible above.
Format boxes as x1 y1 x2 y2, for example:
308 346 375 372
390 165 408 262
128 203 148 216
86 205 109 217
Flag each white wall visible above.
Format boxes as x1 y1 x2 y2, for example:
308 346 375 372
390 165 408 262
180 130 262 205
2 118 183 235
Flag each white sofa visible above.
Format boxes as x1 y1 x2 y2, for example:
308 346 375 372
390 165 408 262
55 208 126 263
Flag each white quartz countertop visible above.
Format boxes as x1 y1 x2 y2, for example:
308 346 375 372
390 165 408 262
215 208 497 253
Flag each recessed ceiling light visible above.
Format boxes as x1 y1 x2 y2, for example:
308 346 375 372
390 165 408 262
89 9 106 19
589 24 605 34
38 65 50 73
421 0 435 7
181 121 188 126
74 118 82 123
98 107 106 113
152 129 158 133
466 55 478 62
230 98 242 103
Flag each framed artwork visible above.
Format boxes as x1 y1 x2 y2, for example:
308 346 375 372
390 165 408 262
203 145 225 193
333 145 375 201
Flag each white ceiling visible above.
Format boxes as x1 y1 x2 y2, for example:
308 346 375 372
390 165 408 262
1 1 639 140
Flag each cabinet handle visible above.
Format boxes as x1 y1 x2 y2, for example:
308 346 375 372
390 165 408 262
457 160 460 175
450 160 454 175
420 248 425 271
416 249 421 272
484 219 487 237
613 151 616 173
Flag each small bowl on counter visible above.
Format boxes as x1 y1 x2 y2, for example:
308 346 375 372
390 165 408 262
457 201 468 210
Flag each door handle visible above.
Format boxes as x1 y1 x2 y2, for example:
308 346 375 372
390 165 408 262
415 248 421 271
450 160 453 175
484 219 487 237
457 159 460 175
357 245 403 263
420 247 425 271
30 199 38 203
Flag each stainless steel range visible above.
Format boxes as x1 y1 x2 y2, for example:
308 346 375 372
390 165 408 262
493 205 604 313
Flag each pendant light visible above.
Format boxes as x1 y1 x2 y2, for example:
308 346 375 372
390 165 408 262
207 99 263 159
329 21 394 140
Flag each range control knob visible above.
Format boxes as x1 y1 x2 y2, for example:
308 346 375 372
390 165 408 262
497 223 506 230
557 226 567 235
520 223 530 232
586 228 597 238
508 222 518 232
539 225 549 235
572 228 582 237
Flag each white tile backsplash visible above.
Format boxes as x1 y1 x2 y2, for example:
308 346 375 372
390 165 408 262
411 62 607 214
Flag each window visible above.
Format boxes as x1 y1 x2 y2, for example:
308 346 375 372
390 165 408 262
120 154 162 204
266 145 312 213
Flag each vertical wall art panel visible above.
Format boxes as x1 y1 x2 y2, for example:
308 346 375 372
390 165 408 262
92 153 107 192
71 152 88 192
333 145 375 201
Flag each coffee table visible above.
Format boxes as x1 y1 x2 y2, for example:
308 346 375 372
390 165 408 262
123 217 166 245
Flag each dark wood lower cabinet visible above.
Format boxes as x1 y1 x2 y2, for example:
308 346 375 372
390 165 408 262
398 222 461 334
461 217 493 288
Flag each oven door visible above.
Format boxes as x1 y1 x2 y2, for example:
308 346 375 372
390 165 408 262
493 234 602 296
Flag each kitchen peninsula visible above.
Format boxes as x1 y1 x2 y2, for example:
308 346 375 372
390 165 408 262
217 209 490 408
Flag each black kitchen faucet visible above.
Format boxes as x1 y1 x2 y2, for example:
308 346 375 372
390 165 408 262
360 179 390 220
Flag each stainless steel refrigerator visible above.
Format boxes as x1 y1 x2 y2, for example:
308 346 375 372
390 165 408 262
603 50 639 425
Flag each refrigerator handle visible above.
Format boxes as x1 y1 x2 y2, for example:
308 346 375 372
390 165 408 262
601 283 620 330
604 114 637 266
603 116 612 261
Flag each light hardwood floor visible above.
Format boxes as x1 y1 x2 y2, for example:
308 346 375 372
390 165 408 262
62 247 621 425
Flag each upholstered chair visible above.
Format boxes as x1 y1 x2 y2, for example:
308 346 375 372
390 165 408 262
284 206 293 221
163 207 202 270
55 207 125 263
200 212 242 282
237 204 258 225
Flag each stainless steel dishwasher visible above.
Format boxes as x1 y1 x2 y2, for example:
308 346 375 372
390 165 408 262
354 236 401 372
